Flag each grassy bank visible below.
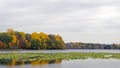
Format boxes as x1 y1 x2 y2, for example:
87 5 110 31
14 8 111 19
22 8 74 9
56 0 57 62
0 52 120 65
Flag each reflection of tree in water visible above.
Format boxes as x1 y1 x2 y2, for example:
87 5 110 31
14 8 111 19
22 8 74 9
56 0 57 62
0 59 62 66
31 60 49 65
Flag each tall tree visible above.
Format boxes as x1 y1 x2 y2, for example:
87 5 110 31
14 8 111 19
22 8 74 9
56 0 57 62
0 33 12 48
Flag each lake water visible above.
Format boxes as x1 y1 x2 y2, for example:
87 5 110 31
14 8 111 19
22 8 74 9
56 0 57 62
0 49 120 54
0 49 120 68
0 59 120 68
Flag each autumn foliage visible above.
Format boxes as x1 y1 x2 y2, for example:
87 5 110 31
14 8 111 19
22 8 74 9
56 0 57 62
0 29 66 49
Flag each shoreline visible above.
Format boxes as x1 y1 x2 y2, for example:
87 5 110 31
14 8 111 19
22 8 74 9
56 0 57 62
0 49 119 51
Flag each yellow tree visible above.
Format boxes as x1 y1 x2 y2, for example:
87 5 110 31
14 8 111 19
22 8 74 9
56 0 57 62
25 40 31 48
20 32 25 40
55 35 66 49
31 32 41 49
9 35 17 48
31 32 40 40
39 32 49 49
7 29 14 34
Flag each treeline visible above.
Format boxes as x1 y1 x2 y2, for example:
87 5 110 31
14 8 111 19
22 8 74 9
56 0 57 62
66 42 120 49
0 29 66 49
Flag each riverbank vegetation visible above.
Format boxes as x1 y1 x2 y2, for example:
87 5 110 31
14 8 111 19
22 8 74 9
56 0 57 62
0 52 120 65
0 29 66 49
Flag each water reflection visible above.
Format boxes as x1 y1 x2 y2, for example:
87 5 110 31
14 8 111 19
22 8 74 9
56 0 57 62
0 59 62 66
0 59 120 68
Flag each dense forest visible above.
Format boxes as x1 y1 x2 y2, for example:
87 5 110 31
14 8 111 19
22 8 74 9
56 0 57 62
66 42 120 49
0 29 120 50
0 29 66 49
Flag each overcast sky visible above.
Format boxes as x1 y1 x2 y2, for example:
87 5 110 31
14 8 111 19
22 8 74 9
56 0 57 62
0 0 120 44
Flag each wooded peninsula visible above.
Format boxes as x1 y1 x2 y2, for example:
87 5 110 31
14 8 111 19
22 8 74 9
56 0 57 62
0 29 66 49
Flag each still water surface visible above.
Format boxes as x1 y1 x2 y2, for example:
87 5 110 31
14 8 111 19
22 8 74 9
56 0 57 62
0 59 120 68
0 49 120 54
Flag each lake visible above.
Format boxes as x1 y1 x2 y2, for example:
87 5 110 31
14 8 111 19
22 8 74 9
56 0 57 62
0 59 120 68
0 49 120 54
0 49 120 68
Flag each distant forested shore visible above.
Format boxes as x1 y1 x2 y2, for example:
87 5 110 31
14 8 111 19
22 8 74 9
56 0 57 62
0 29 120 50
66 42 120 49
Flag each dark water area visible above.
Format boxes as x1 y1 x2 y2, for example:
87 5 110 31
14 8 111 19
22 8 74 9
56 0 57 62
0 49 120 54
0 59 120 68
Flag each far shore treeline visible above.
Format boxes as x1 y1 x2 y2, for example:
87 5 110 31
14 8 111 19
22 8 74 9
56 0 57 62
0 29 120 50
0 29 66 49
66 42 120 49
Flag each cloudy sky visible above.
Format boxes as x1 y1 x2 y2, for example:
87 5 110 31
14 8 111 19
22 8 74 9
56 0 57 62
0 0 120 43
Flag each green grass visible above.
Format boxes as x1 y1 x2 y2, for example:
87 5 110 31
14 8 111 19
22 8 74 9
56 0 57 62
0 52 120 65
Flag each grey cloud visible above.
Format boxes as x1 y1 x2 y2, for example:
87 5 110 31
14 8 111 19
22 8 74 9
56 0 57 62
0 0 120 43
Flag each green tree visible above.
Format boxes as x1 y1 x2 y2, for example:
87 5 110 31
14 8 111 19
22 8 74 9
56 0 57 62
30 39 40 49
0 33 12 48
